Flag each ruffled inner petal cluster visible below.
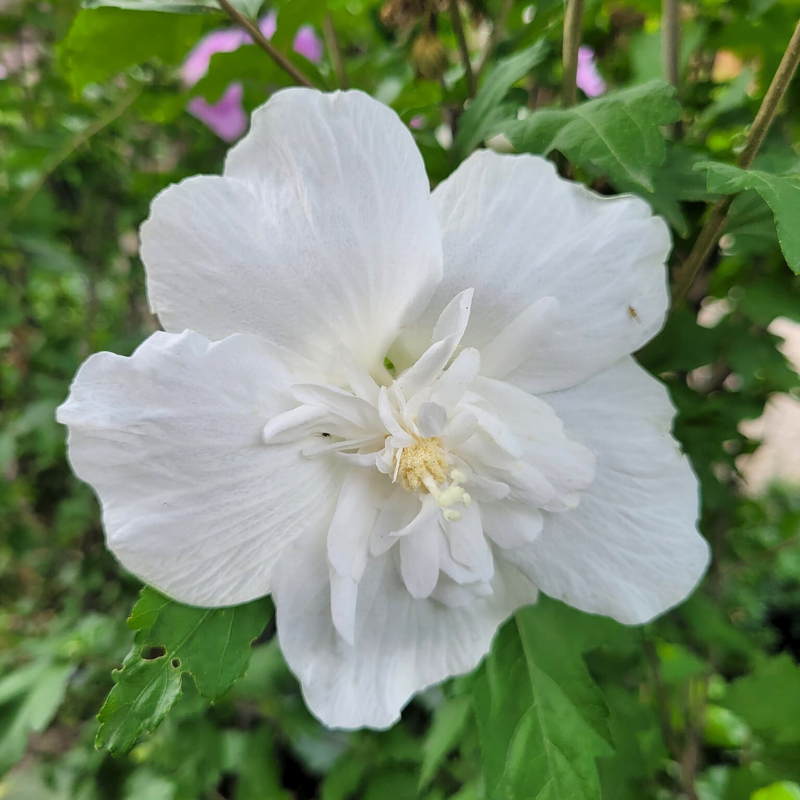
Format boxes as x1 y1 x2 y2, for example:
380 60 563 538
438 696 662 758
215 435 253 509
262 287 595 643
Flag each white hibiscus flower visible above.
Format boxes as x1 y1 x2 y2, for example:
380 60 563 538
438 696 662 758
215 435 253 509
57 88 709 730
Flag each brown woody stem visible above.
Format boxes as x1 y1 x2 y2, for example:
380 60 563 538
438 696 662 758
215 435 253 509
671 18 800 304
562 0 586 107
216 0 317 89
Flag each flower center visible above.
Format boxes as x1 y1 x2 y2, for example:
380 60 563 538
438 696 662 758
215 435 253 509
394 437 448 492
394 439 472 521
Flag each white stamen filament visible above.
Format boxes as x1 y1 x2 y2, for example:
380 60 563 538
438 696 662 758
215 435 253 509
421 469 470 522
392 447 404 483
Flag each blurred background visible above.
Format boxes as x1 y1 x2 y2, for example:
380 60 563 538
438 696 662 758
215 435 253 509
2 0 800 798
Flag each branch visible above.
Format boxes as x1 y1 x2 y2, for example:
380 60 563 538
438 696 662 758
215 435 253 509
216 0 317 89
323 13 348 89
739 19 800 169
448 0 476 97
671 18 800 304
562 0 586 107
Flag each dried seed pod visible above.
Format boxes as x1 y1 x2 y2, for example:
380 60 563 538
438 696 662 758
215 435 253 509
380 0 426 29
411 32 449 80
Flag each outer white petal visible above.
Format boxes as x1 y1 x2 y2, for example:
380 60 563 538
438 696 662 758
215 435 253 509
141 89 442 374
273 531 537 729
56 331 344 606
506 357 709 624
404 150 670 392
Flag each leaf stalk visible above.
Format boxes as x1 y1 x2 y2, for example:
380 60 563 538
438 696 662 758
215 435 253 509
671 18 800 304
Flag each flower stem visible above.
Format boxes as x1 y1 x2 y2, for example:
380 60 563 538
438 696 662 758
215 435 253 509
671 18 800 304
738 19 800 170
448 0 476 97
323 13 349 90
662 0 680 88
562 0 585 107
216 0 317 89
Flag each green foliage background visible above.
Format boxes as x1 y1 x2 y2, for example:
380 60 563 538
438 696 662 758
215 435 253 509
2 0 800 797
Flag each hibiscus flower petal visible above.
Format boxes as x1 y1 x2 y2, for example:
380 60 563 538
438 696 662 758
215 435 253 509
56 330 344 607
404 150 669 392
469 376 596 509
141 88 442 375
481 502 543 550
273 530 537 729
504 357 709 624
399 525 440 599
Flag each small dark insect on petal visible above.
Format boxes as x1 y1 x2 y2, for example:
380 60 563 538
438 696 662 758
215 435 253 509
628 305 642 323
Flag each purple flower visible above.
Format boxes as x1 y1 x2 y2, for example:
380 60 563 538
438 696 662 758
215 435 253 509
259 12 278 40
187 83 248 142
183 12 323 142
409 115 424 130
181 27 248 88
576 46 606 98
294 25 324 63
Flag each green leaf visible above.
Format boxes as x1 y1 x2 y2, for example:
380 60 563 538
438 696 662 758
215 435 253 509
321 756 369 800
363 768 420 800
96 588 270 755
229 0 262 16
628 24 706 86
723 655 800 745
697 161 800 273
692 68 756 134
452 39 549 161
472 603 614 800
194 40 327 105
739 277 800 327
270 0 326 50
656 642 707 684
752 783 800 800
82 0 261 15
123 770 176 800
64 8 203 92
704 705 751 749
616 144 718 238
234 729 290 800
419 695 472 788
598 686 666 800
505 81 682 192
0 662 72 775
193 45 292 103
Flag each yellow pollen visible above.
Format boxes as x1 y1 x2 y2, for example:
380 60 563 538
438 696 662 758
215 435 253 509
395 438 448 492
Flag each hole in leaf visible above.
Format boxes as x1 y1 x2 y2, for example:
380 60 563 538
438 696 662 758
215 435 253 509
142 645 166 660
171 657 181 669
